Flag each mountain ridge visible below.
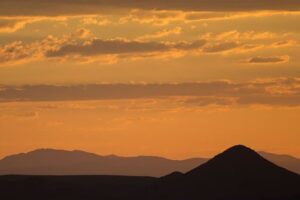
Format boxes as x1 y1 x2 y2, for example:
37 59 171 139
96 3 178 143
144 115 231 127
153 145 300 200
0 148 206 177
0 145 300 200
0 147 299 176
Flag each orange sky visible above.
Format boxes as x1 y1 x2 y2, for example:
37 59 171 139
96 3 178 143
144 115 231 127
1 0 300 159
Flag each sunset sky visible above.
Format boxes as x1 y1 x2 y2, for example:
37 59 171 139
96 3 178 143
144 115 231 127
1 0 300 159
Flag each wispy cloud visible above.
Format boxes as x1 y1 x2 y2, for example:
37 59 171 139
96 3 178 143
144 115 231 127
0 17 45 33
2 0 300 17
247 56 290 64
137 27 182 41
46 39 205 57
1 78 300 107
1 27 296 66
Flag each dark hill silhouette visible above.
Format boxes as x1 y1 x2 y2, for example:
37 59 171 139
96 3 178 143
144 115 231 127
0 149 205 177
0 145 299 200
154 145 300 200
1 148 299 177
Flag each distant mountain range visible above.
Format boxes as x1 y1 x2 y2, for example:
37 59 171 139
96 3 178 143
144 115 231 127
0 145 299 200
0 149 206 177
0 148 299 176
259 151 300 175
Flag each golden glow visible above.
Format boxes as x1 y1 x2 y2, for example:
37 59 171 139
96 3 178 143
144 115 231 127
1 1 300 159
1 100 300 159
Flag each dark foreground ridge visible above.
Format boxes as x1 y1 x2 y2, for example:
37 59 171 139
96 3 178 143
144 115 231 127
0 145 299 200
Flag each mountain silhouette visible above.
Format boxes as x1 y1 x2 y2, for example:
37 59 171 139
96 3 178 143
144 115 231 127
154 145 300 200
0 145 299 200
1 148 299 177
0 149 205 177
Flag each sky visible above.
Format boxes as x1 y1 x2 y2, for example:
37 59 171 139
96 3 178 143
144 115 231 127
1 0 300 159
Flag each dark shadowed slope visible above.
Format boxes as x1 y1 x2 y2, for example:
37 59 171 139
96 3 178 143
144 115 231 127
260 151 300 175
155 145 300 200
0 149 206 177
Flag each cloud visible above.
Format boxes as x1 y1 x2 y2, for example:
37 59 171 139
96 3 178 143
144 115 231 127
120 10 184 26
120 10 226 26
45 38 206 58
2 0 300 17
120 10 250 25
248 56 290 64
0 16 71 33
237 94 300 106
271 40 297 48
73 28 92 39
202 41 241 53
0 35 68 65
184 12 236 21
200 31 296 54
183 97 235 107
0 111 39 120
201 30 279 41
0 29 294 66
0 17 43 33
0 41 37 65
201 41 261 54
80 16 111 26
0 18 28 32
137 27 182 41
0 26 296 66
1 78 300 107
0 35 205 66
119 10 300 26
